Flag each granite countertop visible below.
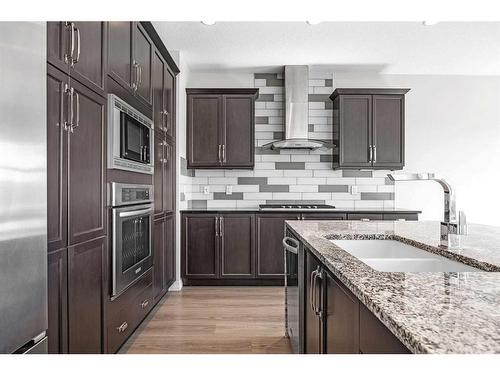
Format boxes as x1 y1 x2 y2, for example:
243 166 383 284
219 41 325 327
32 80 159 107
181 207 421 213
285 220 500 354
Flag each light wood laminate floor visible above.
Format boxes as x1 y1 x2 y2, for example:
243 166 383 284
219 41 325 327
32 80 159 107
121 287 292 354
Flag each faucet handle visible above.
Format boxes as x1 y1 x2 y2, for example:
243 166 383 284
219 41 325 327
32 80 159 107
458 210 468 235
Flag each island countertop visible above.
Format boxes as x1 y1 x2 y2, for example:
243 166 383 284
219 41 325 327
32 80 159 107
285 220 500 354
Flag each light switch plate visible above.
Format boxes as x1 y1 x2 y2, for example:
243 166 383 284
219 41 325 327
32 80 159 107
226 185 232 195
203 186 210 195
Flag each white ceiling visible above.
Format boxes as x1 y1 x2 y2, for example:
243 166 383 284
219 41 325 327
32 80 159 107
153 22 500 75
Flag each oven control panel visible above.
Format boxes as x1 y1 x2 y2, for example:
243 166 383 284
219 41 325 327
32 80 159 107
111 183 153 206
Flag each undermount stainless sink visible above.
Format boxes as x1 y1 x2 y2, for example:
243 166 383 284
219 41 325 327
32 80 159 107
329 240 482 273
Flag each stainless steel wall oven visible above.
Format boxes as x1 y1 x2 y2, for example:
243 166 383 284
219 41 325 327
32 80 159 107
111 183 153 296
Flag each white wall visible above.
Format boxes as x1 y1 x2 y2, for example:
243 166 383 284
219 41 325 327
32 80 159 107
187 71 254 88
334 71 500 225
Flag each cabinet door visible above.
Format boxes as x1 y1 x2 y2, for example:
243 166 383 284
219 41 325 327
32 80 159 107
67 78 106 245
256 214 296 278
222 95 254 168
153 130 164 215
153 217 166 301
305 251 322 354
187 95 222 168
164 67 175 139
325 272 359 353
107 22 133 89
67 237 105 353
133 23 153 106
47 65 68 252
372 95 404 169
339 95 372 168
47 22 70 74
70 22 106 95
220 214 255 278
359 304 410 354
152 50 165 133
163 140 175 214
47 248 68 354
165 214 176 286
182 214 219 278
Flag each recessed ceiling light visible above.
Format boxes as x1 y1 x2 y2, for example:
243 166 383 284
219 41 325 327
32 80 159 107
422 21 439 26
201 20 216 26
306 21 322 25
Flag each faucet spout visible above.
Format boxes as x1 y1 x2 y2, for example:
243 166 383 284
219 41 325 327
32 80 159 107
387 173 467 246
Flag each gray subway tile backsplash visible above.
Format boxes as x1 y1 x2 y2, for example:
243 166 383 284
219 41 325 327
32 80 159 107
179 72 396 210
213 192 244 200
275 162 306 170
259 184 289 192
318 185 349 192
238 177 268 185
342 170 373 178
360 192 395 200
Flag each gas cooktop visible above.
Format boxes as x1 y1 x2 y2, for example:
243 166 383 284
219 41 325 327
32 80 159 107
259 204 336 211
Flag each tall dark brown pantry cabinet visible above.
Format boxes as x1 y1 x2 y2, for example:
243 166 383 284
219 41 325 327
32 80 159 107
330 88 409 170
186 88 258 169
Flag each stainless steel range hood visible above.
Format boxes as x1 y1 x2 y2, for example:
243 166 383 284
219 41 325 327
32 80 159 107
262 65 333 150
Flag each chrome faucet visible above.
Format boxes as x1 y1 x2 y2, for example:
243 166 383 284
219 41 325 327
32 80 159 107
387 173 467 246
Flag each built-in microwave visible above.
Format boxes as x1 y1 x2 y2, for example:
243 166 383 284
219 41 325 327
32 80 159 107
107 94 154 174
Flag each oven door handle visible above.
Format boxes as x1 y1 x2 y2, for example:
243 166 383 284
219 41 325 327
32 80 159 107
119 208 153 218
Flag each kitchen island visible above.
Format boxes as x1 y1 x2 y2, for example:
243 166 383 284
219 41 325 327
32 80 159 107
285 220 500 354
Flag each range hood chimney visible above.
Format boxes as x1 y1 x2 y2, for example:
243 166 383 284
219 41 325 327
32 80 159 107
262 65 333 150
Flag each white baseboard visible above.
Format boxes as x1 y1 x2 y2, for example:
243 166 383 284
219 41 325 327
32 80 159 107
168 279 183 291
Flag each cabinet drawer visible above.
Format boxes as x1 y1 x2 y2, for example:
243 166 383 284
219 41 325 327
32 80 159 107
107 281 153 353
383 213 418 221
109 268 153 317
359 304 410 354
347 213 383 221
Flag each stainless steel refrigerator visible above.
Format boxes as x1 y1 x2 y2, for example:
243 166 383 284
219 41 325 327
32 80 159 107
0 22 48 354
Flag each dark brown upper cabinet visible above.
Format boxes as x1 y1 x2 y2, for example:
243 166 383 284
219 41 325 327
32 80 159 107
47 22 106 96
107 22 153 108
330 88 409 170
186 88 258 169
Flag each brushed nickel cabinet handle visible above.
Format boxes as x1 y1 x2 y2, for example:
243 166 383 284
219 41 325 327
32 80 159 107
373 145 377 163
215 217 219 236
64 85 74 132
71 90 80 133
222 144 226 162
117 321 128 333
132 61 139 91
64 22 75 65
140 299 149 309
218 144 222 163
73 24 81 65
220 216 224 237
369 145 373 162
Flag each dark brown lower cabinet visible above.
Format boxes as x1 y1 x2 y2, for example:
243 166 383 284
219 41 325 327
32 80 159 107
256 213 297 278
165 214 175 286
182 213 256 283
220 214 255 278
324 272 359 353
67 236 105 353
303 249 410 354
153 217 167 301
305 251 322 354
47 249 68 354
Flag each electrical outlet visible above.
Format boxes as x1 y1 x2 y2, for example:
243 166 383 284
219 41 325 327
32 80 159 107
203 186 210 195
226 185 232 195
350 185 359 195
